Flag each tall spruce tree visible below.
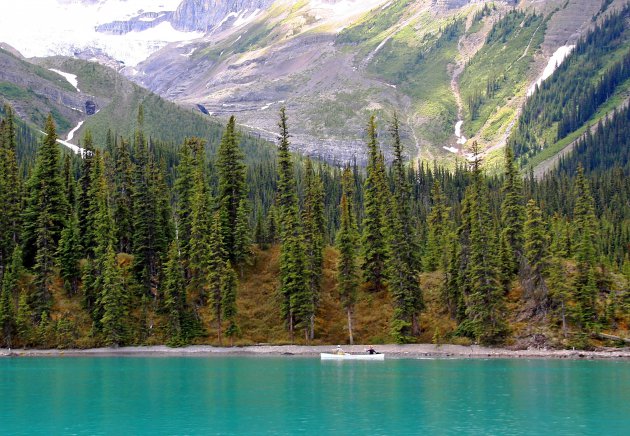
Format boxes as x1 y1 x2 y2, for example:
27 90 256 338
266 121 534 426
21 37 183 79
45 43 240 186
387 114 423 341
302 158 325 340
0 105 22 272
188 156 214 303
23 115 69 316
216 116 248 264
276 108 308 341
233 199 252 270
100 243 127 346
523 199 550 313
175 138 204 272
131 108 164 294
424 180 450 272
85 151 115 326
361 116 388 292
499 145 525 290
208 212 227 343
151 158 174 268
163 240 186 343
57 212 82 296
336 165 359 345
221 261 239 346
112 138 133 253
77 131 96 254
16 289 33 346
572 165 599 328
463 143 507 344
0 246 20 347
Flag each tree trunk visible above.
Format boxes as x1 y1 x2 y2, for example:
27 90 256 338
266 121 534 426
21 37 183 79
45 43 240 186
309 314 315 341
347 309 354 345
561 300 567 338
412 313 420 336
217 316 222 346
289 311 294 344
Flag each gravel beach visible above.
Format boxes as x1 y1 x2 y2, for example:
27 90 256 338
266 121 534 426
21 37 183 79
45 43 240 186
2 344 629 359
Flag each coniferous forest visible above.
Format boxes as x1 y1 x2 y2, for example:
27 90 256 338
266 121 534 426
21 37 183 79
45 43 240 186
0 97 629 350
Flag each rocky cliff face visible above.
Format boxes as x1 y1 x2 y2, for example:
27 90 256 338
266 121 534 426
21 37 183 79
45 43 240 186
96 12 172 35
95 0 276 35
171 0 275 32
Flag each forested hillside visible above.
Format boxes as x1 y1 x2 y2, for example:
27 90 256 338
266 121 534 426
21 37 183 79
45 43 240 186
510 4 630 168
0 100 628 349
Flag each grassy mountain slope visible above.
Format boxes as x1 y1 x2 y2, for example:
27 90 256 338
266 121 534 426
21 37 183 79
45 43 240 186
0 48 84 132
460 11 545 137
35 57 228 148
0 55 273 162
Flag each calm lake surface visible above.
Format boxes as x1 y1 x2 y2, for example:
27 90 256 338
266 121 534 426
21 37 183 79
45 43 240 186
1 356 629 435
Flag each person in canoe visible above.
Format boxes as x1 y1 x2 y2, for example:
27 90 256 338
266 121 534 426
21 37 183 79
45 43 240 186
365 345 378 355
334 345 345 355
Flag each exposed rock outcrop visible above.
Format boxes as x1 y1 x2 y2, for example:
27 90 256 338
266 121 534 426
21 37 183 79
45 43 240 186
171 0 274 32
96 12 172 35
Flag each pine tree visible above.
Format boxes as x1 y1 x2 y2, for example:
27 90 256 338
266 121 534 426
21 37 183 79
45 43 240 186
276 108 308 341
22 114 69 288
57 212 82 296
175 138 204 270
233 199 252 270
150 158 174 270
112 138 133 253
302 158 325 340
267 205 278 245
62 154 76 218
336 165 359 345
77 130 96 254
523 199 550 313
387 114 423 341
217 116 247 264
463 143 507 344
84 151 115 324
100 243 127 346
443 230 462 319
0 105 22 271
424 180 449 272
499 145 525 291
16 289 33 346
222 261 240 346
208 212 227 343
572 165 599 328
0 247 19 347
131 110 163 294
254 209 267 249
163 240 186 343
361 115 388 292
188 160 214 303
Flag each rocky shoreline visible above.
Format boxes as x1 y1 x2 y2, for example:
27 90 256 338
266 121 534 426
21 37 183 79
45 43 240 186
2 344 630 359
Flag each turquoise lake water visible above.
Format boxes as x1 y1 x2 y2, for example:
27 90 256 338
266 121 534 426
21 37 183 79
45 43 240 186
1 357 629 435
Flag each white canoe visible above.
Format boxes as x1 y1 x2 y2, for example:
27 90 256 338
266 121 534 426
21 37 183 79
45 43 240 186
320 353 385 361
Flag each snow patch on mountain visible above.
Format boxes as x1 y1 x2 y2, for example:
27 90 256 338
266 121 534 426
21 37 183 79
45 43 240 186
527 45 575 97
49 68 80 92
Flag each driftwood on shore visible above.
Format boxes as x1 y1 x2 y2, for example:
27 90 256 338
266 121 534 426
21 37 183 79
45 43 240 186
593 332 630 344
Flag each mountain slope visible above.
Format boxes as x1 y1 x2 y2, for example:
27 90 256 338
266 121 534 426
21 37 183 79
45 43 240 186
1 0 627 166
128 0 623 165
0 51 272 163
